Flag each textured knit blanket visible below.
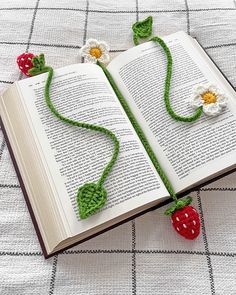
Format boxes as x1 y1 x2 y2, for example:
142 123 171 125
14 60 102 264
0 0 236 294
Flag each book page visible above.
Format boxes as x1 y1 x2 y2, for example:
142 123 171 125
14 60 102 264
107 31 236 193
17 63 169 236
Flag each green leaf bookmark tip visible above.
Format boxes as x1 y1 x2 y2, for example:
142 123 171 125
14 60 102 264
132 16 153 45
132 15 153 38
77 183 107 219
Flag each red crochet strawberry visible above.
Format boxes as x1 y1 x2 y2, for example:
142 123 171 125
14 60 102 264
17 53 35 76
165 196 200 240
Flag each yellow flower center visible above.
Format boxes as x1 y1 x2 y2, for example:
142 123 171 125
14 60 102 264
201 91 217 104
89 47 102 58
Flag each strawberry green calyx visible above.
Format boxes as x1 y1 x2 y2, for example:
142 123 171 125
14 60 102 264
164 196 192 216
28 53 51 76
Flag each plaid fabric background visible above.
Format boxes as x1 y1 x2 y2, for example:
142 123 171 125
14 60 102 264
0 0 236 294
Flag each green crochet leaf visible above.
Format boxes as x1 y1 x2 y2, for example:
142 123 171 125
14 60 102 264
164 196 192 216
38 53 45 65
28 67 41 76
77 183 107 219
132 16 153 38
32 57 40 67
29 53 51 76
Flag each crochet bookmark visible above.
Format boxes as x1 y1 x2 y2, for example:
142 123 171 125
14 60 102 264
17 16 205 239
130 16 226 237
97 54 201 240
132 16 204 122
131 16 203 238
94 17 201 239
17 52 120 220
133 16 227 118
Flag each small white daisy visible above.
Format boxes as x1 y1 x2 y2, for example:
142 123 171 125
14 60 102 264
79 39 110 64
190 83 227 116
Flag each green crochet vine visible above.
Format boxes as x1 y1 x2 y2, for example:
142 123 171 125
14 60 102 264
29 54 120 220
27 16 198 220
98 61 178 203
96 16 199 212
132 16 203 122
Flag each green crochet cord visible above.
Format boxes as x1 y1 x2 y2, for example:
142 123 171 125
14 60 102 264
97 16 201 209
132 16 203 122
28 15 199 220
98 61 177 202
28 54 120 219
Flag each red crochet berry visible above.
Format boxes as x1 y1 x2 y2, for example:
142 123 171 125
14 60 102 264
171 205 200 240
17 53 35 76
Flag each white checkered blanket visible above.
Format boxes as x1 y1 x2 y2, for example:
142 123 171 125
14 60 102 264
0 0 236 294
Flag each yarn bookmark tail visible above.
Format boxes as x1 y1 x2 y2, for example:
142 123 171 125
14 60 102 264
23 53 120 219
131 16 201 239
132 16 203 122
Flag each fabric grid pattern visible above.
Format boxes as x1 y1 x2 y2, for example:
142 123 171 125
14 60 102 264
0 0 236 294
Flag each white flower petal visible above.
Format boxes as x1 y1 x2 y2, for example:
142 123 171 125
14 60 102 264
98 41 110 52
80 45 91 55
86 38 99 47
84 55 97 64
79 39 111 64
217 94 227 107
203 103 222 116
191 82 228 117
98 53 110 64
80 45 91 57
208 84 219 93
192 84 208 95
80 52 90 59
189 95 203 109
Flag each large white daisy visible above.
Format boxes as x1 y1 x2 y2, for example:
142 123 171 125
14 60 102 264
79 39 110 64
189 83 227 116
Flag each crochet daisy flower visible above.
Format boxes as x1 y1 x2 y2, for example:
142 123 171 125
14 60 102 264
190 83 227 116
79 39 110 64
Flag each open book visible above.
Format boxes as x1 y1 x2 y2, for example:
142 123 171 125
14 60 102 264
1 31 236 258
